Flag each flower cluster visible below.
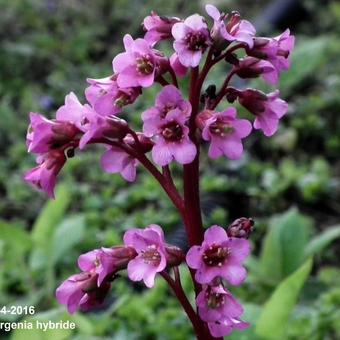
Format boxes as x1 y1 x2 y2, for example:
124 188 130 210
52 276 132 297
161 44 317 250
56 225 184 312
24 3 294 339
187 226 250 336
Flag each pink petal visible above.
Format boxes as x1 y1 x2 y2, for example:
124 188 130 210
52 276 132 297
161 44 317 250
186 246 202 269
204 225 228 244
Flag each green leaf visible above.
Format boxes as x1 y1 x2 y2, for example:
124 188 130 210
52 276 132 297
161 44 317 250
0 220 31 253
258 208 313 284
255 258 313 339
29 184 71 271
304 225 340 258
50 214 85 265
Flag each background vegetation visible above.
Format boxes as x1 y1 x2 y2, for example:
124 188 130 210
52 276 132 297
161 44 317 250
0 0 339 339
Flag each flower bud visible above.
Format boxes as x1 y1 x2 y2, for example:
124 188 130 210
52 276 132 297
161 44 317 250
165 244 185 267
104 115 129 140
125 132 154 153
227 217 254 239
238 89 268 114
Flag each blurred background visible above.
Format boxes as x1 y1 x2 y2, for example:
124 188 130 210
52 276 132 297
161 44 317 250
0 0 340 339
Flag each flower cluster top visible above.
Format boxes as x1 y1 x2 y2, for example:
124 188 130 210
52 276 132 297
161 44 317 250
24 4 294 339
24 4 294 198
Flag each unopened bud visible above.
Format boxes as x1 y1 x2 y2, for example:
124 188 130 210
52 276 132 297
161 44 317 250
125 132 154 153
165 244 185 267
227 217 254 239
238 88 268 114
103 116 129 140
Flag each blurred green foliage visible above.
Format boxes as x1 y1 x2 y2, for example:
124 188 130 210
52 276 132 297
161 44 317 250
1 0 340 339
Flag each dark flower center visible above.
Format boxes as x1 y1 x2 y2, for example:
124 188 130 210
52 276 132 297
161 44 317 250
203 244 230 267
141 245 161 266
206 290 226 309
184 32 208 51
209 118 234 137
136 55 154 75
161 121 184 142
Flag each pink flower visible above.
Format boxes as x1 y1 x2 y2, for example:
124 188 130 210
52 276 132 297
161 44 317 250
186 225 250 285
56 92 88 131
200 108 252 160
112 34 159 88
208 317 249 338
101 145 138 182
197 284 244 322
146 109 197 166
172 14 211 67
79 112 129 149
206 5 255 48
248 29 295 75
24 150 67 198
78 247 137 285
56 271 110 314
27 112 79 154
269 29 295 74
170 53 188 77
142 85 191 136
55 271 96 313
85 75 141 116
235 57 278 85
143 11 180 46
238 89 288 136
123 224 167 288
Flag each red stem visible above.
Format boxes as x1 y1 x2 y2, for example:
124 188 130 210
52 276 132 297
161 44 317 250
212 70 236 110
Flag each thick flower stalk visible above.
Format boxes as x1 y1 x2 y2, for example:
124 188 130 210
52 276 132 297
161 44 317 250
24 3 294 339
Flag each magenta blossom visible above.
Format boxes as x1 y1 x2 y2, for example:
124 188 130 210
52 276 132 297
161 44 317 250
79 112 129 149
123 224 167 288
186 225 250 285
78 247 137 285
24 150 67 198
101 145 138 182
208 316 249 338
199 108 252 160
146 109 196 166
55 271 96 314
55 92 88 131
56 271 111 314
172 14 211 67
238 89 288 136
235 57 278 85
206 5 255 48
268 29 295 75
142 85 191 135
197 284 244 322
143 11 180 46
112 35 160 88
27 112 79 154
85 75 141 116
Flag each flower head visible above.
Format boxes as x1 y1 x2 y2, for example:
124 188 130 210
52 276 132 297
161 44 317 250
123 224 167 288
147 109 196 166
186 225 250 285
172 14 211 67
235 57 278 85
27 112 79 154
55 271 98 314
197 284 244 322
101 145 138 182
24 150 67 198
112 35 160 88
206 5 255 48
85 75 141 116
238 89 288 136
142 85 191 136
199 108 252 160
143 12 180 46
